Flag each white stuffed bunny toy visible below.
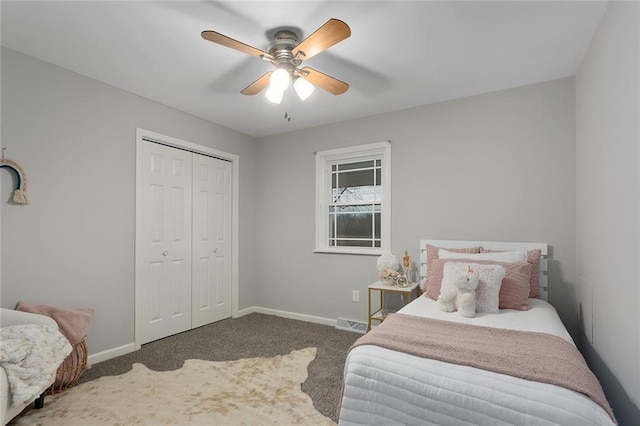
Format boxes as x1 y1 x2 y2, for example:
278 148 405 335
437 266 480 318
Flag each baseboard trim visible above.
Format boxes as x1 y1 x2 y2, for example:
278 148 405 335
236 306 337 327
88 342 136 365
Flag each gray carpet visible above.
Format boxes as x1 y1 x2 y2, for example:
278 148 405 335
78 313 361 423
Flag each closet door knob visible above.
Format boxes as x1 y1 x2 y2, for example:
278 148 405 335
162 250 168 256
213 248 218 254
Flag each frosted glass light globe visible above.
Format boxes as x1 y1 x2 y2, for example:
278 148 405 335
294 77 315 101
376 252 399 272
265 86 284 104
270 68 290 92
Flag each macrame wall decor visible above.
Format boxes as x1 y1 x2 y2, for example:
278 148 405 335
0 149 30 204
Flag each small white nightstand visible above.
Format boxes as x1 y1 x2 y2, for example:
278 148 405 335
367 281 420 331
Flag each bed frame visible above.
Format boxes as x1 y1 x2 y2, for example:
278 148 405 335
341 241 615 425
419 239 549 300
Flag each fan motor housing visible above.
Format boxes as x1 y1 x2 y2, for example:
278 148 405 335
269 30 302 67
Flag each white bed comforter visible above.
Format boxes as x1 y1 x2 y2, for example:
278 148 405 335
339 298 614 425
1 324 71 407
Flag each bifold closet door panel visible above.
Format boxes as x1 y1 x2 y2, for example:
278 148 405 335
192 153 232 328
138 141 193 344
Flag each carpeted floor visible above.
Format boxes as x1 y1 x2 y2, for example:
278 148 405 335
78 313 361 423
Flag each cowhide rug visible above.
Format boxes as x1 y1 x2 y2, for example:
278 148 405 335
12 347 333 425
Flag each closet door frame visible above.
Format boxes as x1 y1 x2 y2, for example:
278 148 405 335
134 128 239 350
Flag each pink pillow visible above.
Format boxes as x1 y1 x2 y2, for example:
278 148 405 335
425 259 532 311
481 248 542 298
424 244 482 292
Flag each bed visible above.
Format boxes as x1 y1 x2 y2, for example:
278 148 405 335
338 239 615 425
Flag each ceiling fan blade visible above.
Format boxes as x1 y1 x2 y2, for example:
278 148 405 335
202 30 268 58
301 67 349 95
292 18 351 61
241 72 273 95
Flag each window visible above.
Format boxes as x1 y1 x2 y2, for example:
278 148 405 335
314 141 391 255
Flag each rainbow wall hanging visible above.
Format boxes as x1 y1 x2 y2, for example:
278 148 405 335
0 155 30 204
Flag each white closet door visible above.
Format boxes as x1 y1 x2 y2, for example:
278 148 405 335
192 153 232 328
139 141 192 344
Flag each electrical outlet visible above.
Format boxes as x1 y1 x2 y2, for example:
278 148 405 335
352 290 360 302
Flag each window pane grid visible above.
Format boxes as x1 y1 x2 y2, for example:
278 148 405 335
336 161 374 171
329 201 381 211
316 142 389 254
328 158 382 249
328 201 381 248
328 238 382 248
334 165 379 173
330 160 382 205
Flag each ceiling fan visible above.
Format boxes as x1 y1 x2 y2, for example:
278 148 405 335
201 18 351 105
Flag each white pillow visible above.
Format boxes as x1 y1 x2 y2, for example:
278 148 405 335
439 248 527 263
441 262 506 313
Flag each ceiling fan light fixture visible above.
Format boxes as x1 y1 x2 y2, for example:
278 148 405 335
294 77 315 101
269 68 290 92
265 85 284 104
203 19 351 102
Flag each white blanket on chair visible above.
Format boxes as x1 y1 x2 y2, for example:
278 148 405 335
1 324 71 407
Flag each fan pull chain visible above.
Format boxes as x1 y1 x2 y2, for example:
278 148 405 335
284 88 292 122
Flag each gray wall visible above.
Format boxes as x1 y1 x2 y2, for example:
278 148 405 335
0 47 259 354
256 77 578 336
576 2 640 424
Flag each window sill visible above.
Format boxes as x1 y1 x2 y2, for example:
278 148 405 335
313 248 384 256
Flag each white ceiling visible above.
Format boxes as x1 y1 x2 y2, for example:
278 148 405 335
1 1 607 138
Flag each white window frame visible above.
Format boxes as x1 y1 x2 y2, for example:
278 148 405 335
314 141 391 255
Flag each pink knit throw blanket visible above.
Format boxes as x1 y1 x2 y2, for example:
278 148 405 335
16 301 94 345
352 313 615 423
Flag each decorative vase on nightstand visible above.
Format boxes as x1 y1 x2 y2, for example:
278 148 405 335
376 252 399 271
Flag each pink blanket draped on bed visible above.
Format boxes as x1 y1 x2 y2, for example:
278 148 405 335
352 313 616 423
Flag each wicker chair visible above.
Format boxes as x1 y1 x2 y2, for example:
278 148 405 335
47 339 88 394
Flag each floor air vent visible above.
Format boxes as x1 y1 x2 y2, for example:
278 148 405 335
336 318 367 334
